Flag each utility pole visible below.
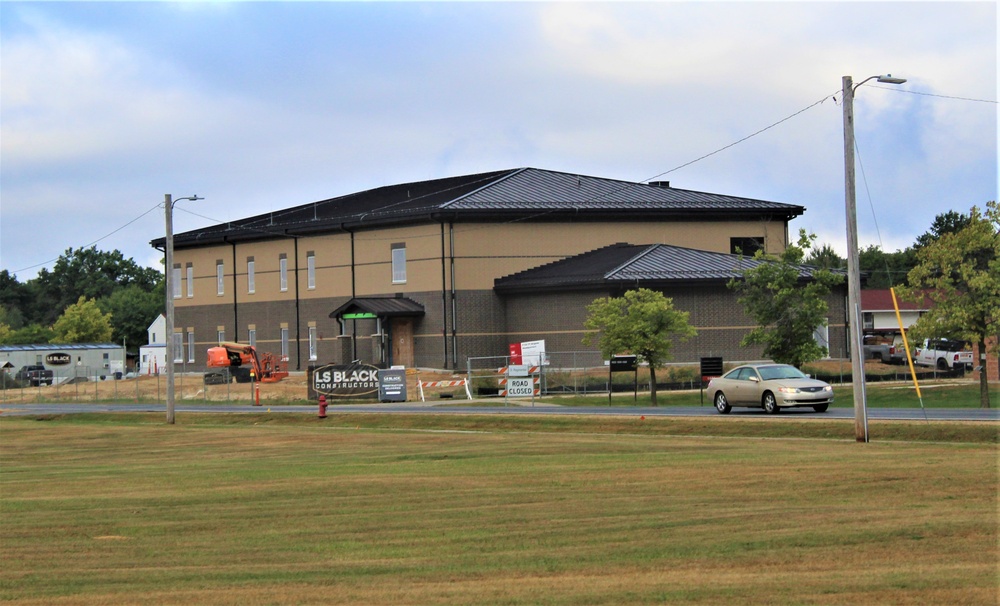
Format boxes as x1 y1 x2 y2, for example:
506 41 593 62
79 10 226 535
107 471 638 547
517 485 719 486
842 76 868 442
164 194 202 425
165 194 176 425
842 74 906 443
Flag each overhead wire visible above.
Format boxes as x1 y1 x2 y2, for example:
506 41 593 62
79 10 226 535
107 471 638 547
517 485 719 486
10 84 993 273
9 202 163 275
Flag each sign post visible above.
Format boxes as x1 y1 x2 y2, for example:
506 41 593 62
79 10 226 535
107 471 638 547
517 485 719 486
609 355 638 404
377 368 407 402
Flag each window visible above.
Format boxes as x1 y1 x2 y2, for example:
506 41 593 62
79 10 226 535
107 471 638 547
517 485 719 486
103 352 110 369
308 326 317 361
730 237 764 256
391 243 406 284
248 328 257 348
279 255 288 292
813 323 830 358
280 328 289 360
247 258 255 294
217 330 225 345
187 329 195 363
186 264 194 298
217 261 225 296
307 253 316 290
172 265 182 299
172 333 183 362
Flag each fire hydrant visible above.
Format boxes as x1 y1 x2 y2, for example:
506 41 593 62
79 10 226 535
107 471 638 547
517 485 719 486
318 395 328 419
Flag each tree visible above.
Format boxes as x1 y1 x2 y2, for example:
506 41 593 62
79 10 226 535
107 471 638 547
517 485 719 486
900 201 999 408
29 247 162 325
582 288 697 405
99 283 165 349
915 209 971 249
729 230 845 367
0 270 30 326
858 245 917 289
804 244 846 270
5 324 57 345
51 296 113 343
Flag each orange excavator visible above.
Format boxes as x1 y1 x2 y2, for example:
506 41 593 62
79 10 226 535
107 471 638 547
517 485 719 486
206 342 289 383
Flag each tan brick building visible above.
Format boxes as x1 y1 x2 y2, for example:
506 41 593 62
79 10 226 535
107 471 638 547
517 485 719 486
152 168 845 371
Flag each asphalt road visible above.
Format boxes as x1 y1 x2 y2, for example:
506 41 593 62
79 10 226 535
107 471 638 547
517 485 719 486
1 401 997 422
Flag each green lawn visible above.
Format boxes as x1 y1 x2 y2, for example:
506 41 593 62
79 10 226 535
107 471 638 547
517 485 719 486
539 379 997 408
2 413 996 605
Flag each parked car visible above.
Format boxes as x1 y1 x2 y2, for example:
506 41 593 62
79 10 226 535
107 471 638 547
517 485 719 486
14 365 54 386
707 364 834 414
914 339 973 371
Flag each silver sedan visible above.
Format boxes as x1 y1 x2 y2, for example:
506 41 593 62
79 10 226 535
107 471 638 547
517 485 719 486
707 364 834 414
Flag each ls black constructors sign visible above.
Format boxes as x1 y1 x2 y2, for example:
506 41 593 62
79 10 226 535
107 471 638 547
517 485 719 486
309 362 381 400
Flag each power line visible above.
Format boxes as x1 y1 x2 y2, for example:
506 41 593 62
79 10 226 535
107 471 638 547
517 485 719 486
870 84 998 104
10 202 163 275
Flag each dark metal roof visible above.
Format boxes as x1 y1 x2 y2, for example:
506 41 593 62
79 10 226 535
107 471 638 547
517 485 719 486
494 243 836 292
154 168 806 250
328 297 425 319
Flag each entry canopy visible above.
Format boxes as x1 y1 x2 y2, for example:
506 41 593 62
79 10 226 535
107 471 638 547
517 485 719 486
329 297 425 320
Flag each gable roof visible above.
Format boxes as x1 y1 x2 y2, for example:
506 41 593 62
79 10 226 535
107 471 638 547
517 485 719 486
494 243 835 292
328 297 425 319
860 289 932 312
154 168 805 250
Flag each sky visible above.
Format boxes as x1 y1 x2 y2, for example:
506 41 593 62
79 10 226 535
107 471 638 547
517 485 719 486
1 1 996 281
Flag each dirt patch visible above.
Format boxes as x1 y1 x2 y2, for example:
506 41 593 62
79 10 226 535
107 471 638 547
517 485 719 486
0 368 467 404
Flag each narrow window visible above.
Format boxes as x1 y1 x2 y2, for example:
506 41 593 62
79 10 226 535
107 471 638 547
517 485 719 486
247 258 255 294
217 261 225 296
391 243 406 284
280 327 289 360
186 264 194 298
307 252 316 290
172 333 183 362
187 329 195 363
172 265 182 299
308 326 318 360
217 330 225 345
279 255 288 292
248 328 257 348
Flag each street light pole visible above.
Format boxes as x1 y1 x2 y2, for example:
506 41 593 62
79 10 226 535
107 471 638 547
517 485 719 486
164 193 203 425
842 74 906 443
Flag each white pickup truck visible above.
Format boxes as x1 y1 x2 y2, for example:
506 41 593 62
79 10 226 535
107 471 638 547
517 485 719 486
913 339 973 371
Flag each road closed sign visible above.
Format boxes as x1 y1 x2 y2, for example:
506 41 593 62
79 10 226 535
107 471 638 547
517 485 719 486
506 377 534 397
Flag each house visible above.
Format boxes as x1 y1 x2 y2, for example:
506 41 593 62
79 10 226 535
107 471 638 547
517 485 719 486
860 289 929 335
151 167 845 371
138 314 167 375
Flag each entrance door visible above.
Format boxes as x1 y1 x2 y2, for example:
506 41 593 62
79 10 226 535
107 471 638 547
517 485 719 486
390 318 414 368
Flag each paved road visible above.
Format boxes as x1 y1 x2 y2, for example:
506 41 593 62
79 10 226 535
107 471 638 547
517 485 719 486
1 401 997 422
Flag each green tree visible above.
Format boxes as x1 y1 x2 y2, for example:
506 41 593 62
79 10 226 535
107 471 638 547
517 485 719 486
900 202 999 408
729 230 845 367
915 209 971 249
51 296 113 343
858 245 917 289
804 244 845 270
582 288 697 405
6 324 57 345
0 270 30 326
99 283 165 349
29 247 162 325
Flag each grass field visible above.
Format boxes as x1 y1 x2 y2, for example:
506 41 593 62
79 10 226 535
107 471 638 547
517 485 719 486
2 413 997 605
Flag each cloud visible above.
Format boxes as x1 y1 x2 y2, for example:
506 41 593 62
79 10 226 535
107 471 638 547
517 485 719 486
0 2 995 280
